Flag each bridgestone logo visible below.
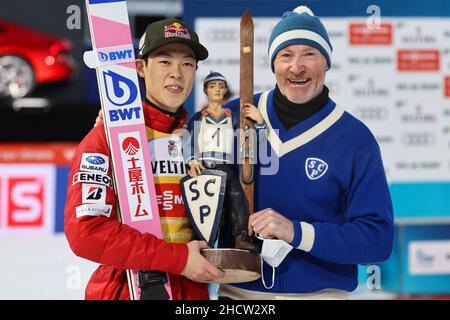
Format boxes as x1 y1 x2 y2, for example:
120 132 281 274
73 172 112 188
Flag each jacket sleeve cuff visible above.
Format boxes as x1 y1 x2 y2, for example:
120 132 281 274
168 243 189 274
290 220 302 248
290 221 315 252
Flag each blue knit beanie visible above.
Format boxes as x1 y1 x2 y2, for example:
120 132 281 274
203 71 228 87
268 6 332 71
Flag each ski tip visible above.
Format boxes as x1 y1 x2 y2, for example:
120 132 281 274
241 10 253 25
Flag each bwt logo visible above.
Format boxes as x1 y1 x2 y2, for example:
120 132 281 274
99 49 133 62
102 70 142 122
103 70 137 106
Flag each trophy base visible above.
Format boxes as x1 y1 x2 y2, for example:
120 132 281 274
201 248 261 283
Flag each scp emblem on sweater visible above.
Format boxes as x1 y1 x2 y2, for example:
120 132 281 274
119 133 153 221
305 157 328 180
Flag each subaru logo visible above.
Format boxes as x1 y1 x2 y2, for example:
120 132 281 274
305 157 328 180
86 155 105 165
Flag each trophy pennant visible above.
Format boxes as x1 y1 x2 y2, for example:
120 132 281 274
180 169 227 247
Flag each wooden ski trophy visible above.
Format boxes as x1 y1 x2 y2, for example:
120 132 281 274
180 11 260 284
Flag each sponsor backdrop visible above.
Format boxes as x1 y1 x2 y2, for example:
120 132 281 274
184 3 450 195
1 0 450 297
0 144 77 235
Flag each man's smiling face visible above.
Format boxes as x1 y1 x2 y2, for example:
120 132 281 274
273 44 327 104
137 43 197 113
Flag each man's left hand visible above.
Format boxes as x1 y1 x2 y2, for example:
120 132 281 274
248 208 294 243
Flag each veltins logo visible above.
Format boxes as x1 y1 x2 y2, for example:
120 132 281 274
103 70 138 106
305 158 328 180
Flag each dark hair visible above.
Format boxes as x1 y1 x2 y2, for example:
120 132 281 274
223 87 232 101
203 79 228 91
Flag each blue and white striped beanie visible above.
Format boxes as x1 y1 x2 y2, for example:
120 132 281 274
268 6 332 71
203 71 228 87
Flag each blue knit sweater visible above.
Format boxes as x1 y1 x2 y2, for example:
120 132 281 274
223 89 394 293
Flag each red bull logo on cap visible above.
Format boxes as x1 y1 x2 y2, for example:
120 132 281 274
164 22 191 39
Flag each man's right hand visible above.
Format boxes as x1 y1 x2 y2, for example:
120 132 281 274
187 160 205 178
94 109 103 128
180 240 225 282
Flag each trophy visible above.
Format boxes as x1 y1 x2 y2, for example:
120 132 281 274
180 169 260 283
180 11 260 284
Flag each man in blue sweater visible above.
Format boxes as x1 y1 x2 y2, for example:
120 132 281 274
218 6 394 299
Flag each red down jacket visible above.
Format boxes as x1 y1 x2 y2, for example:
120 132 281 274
64 101 209 300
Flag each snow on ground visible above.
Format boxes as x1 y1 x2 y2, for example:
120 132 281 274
0 234 98 299
0 234 397 300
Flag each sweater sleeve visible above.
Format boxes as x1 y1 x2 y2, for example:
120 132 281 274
64 125 188 274
298 147 394 265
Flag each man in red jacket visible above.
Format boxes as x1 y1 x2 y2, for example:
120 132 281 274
64 18 224 300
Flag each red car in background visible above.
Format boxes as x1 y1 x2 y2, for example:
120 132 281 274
0 19 75 99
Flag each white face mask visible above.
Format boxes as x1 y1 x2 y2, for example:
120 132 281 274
256 235 293 289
